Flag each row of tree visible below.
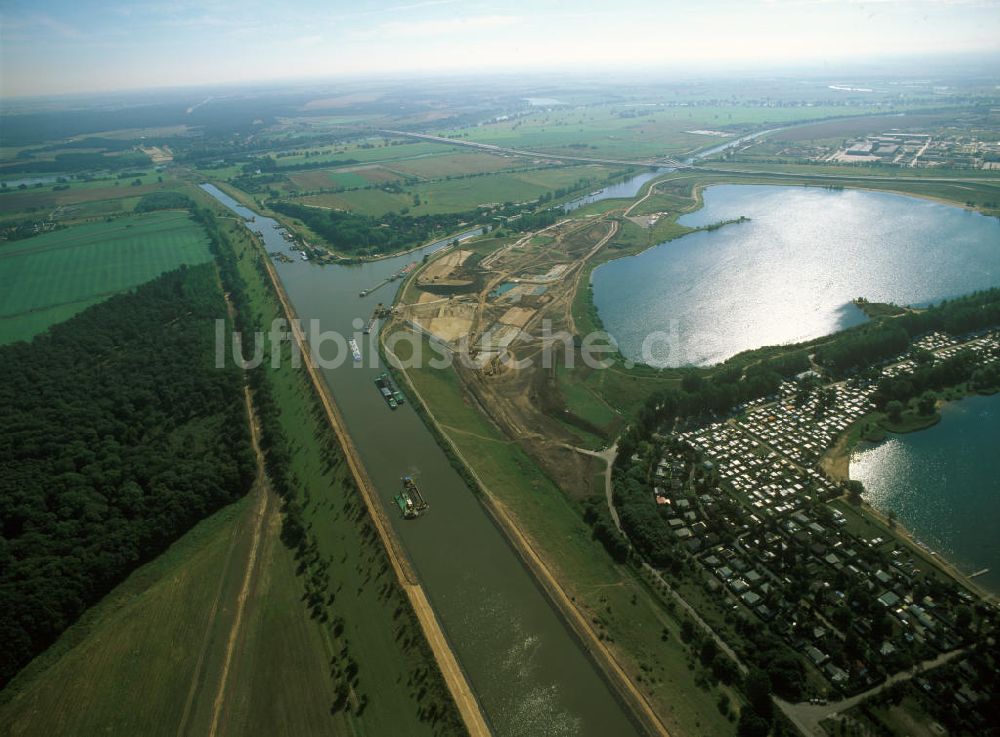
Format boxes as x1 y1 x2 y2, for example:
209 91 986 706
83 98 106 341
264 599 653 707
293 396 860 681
269 201 474 256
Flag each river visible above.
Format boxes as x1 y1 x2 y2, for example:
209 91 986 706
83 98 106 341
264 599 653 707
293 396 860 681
563 170 668 211
561 127 780 212
200 184 642 737
591 185 1000 367
850 392 1000 595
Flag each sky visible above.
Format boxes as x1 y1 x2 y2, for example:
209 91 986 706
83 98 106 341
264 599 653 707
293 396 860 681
1 0 998 97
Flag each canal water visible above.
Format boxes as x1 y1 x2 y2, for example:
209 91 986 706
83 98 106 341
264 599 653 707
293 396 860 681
200 185 642 737
563 170 667 211
850 393 1000 595
591 185 1000 367
561 128 781 212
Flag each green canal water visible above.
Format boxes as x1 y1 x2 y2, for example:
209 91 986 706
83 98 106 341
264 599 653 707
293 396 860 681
200 185 642 737
851 392 1000 595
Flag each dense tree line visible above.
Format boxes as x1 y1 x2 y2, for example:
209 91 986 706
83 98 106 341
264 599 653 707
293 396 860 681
0 151 152 175
134 191 195 212
816 289 1000 375
270 201 476 256
0 264 254 687
895 288 1000 338
813 322 911 373
873 348 1000 410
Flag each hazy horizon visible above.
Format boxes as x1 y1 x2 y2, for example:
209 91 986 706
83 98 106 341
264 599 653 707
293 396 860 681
2 0 999 98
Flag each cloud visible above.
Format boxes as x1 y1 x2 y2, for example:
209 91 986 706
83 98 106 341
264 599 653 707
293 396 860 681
2 13 83 41
294 34 325 47
357 14 519 40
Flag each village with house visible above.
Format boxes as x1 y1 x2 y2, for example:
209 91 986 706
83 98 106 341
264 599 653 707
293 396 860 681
643 328 1000 702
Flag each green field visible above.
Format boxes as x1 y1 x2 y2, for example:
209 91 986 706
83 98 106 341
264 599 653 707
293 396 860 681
0 210 212 343
299 164 617 216
435 104 937 160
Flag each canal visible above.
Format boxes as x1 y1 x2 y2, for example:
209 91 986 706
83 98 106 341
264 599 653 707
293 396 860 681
200 184 643 737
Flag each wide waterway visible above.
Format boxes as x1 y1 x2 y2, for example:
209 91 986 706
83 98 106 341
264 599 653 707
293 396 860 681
200 184 642 737
592 185 1000 367
850 392 1000 595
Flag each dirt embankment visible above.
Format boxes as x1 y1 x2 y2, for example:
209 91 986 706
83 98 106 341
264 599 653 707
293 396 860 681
390 342 672 737
259 255 492 737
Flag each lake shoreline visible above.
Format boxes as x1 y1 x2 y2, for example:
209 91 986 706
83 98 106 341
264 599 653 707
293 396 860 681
845 391 1000 600
591 184 1000 368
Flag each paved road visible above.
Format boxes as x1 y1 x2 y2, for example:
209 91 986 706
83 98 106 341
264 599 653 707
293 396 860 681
776 647 967 737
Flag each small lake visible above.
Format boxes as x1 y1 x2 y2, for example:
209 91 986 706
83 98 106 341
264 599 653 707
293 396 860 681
851 393 1000 594
591 185 1000 367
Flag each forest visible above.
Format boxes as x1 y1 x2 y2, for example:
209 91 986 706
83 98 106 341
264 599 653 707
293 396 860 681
0 264 254 687
269 201 476 255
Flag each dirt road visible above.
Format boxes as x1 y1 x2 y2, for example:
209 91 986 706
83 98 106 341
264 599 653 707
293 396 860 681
776 647 967 737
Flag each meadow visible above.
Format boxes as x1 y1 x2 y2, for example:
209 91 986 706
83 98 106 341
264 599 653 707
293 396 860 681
0 210 212 344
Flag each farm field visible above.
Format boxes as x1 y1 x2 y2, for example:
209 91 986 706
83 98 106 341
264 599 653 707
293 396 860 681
0 178 169 218
436 104 938 160
0 210 212 343
286 165 401 191
272 139 457 168
297 164 618 216
0 441 343 737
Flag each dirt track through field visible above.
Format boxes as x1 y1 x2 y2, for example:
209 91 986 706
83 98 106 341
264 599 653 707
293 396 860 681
206 387 272 737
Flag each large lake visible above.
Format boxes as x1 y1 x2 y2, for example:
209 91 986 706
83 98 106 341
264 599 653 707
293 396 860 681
851 393 1000 594
591 185 1000 367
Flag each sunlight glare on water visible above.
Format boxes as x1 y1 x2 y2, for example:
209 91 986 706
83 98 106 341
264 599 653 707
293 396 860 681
592 185 1000 367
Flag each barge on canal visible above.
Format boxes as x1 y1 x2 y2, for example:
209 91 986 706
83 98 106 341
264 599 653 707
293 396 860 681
394 475 429 518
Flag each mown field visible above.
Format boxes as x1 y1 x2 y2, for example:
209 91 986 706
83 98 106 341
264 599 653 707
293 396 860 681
390 335 741 737
0 210 212 343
